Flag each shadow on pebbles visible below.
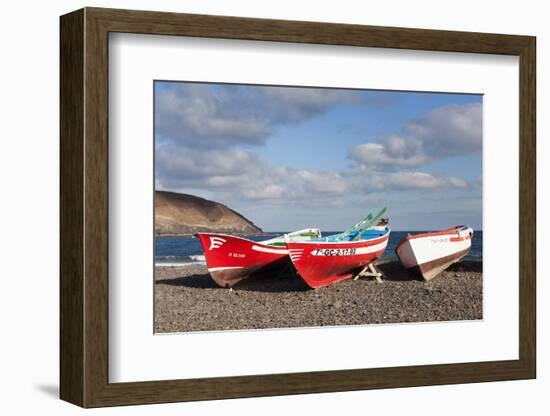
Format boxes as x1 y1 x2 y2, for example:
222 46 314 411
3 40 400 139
154 261 482 333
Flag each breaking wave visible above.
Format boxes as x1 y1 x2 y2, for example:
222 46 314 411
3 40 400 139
155 255 206 267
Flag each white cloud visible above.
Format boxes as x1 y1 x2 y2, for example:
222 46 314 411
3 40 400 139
386 172 446 189
405 102 482 157
156 145 353 204
237 168 351 203
260 87 359 122
156 146 260 186
155 87 479 223
290 169 351 194
156 141 471 206
357 171 466 192
349 103 482 171
156 83 360 149
156 86 270 148
447 176 469 189
350 135 429 168
243 184 286 200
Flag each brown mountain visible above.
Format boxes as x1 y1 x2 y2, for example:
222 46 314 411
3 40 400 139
155 191 262 236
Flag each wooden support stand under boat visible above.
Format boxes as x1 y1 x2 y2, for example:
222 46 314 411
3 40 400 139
353 262 384 283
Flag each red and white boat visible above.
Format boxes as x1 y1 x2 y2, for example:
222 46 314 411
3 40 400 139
285 212 391 289
395 225 473 281
196 229 321 287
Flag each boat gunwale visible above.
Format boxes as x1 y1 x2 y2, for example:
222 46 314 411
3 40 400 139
286 228 391 246
394 225 472 252
195 230 321 252
195 232 292 250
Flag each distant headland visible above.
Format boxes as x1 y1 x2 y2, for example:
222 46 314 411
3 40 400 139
155 191 262 236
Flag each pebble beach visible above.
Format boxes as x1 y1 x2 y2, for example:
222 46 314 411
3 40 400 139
154 260 482 333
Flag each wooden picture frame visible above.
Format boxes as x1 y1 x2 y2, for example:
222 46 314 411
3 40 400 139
60 7 536 408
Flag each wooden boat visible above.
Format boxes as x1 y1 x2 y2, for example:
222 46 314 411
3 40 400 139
286 209 391 289
196 228 321 287
395 225 473 281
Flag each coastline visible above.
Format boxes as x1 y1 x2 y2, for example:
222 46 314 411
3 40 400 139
155 260 482 333
155 231 267 238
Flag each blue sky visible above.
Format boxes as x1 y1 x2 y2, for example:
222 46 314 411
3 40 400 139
155 81 482 231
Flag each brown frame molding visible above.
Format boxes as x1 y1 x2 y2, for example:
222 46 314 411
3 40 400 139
60 7 536 408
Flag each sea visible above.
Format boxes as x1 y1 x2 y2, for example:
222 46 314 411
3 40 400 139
155 230 483 267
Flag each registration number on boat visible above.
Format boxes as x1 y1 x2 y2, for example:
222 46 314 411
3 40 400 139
312 248 357 256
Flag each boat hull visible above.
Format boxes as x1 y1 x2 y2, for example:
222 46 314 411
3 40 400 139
196 233 289 287
395 226 473 281
286 232 390 289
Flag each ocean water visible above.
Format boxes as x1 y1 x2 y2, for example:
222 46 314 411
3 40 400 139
155 230 483 267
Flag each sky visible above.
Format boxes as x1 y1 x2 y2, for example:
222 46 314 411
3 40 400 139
154 81 482 231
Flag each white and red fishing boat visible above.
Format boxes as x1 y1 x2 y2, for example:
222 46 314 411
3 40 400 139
395 225 473 281
196 229 321 287
286 209 391 289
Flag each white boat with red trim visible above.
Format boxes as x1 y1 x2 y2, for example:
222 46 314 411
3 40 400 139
196 228 321 287
395 225 473 281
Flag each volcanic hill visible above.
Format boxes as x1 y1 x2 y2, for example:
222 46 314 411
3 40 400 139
155 191 262 236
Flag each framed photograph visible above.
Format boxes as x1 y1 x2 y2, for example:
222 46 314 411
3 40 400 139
60 7 536 407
